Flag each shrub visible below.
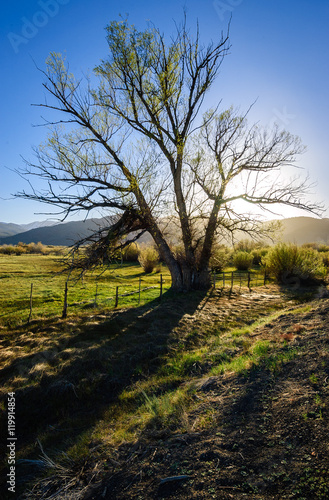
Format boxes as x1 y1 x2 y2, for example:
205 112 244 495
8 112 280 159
0 243 65 256
235 239 254 252
138 246 159 273
251 247 269 266
233 251 253 271
263 243 326 284
26 242 49 254
210 246 231 272
235 239 265 253
0 244 27 255
123 242 140 262
318 244 329 253
321 251 329 269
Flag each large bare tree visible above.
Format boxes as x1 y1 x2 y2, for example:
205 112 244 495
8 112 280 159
17 19 321 289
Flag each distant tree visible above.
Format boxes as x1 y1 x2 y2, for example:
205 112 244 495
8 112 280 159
17 18 322 290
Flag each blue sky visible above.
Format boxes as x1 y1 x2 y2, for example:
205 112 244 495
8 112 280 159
1 0 328 224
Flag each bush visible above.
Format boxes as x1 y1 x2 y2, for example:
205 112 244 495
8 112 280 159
0 244 27 255
235 239 266 253
321 251 329 269
26 242 49 254
233 251 253 271
123 242 140 262
251 247 269 266
302 242 329 253
138 246 160 273
210 246 231 272
318 244 329 253
0 243 64 256
263 243 326 284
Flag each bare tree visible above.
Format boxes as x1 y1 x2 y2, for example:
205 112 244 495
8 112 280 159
17 19 322 290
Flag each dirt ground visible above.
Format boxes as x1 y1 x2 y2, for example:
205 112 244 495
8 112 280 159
82 291 329 500
2 285 328 499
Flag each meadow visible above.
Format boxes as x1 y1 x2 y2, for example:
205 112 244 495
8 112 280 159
0 251 270 329
0 248 328 499
0 253 171 328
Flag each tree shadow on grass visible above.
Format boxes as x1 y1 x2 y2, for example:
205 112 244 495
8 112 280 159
278 282 328 303
91 308 329 499
0 288 207 496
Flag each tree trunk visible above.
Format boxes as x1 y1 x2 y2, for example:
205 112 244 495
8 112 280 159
167 260 211 291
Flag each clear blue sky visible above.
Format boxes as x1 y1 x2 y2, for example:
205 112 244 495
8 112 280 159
1 0 328 224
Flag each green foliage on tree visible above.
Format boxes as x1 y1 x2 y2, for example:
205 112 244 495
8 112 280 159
17 17 323 290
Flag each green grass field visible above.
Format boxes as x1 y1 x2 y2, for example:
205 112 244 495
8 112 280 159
0 253 268 329
0 254 171 328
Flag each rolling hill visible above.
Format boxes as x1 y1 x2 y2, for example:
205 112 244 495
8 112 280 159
0 222 24 238
0 218 107 246
0 220 57 239
278 216 329 245
0 216 329 247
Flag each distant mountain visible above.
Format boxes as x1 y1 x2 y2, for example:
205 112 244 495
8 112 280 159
279 217 329 245
0 218 108 246
0 216 328 247
19 220 57 232
0 220 57 238
0 222 24 238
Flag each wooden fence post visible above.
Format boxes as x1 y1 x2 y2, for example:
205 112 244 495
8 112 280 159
28 283 33 324
138 278 141 305
94 283 99 307
223 272 225 288
231 271 234 289
213 272 216 288
264 269 267 285
62 282 68 319
160 274 163 300
115 286 119 308
247 272 251 289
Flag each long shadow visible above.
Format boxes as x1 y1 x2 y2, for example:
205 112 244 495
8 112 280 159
91 331 329 499
278 281 327 303
0 288 207 496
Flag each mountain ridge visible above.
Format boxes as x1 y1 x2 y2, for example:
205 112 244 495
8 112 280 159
0 216 328 246
0 218 108 246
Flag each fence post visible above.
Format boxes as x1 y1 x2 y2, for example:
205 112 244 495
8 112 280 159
223 272 225 288
62 282 68 319
213 271 216 288
138 278 141 305
94 283 98 307
264 268 267 285
160 274 163 300
231 271 234 289
28 283 33 323
247 272 251 290
115 286 119 308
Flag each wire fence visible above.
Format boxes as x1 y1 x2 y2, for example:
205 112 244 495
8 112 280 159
212 270 268 289
26 270 269 323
